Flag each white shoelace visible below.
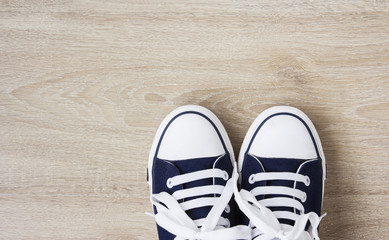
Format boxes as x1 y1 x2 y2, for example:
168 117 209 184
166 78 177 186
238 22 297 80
150 167 252 240
232 164 326 240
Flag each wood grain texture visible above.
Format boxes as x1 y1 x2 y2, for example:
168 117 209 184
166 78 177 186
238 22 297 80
1 0 389 239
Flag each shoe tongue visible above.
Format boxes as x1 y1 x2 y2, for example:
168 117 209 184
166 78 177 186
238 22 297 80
257 157 311 226
258 157 306 187
171 155 218 175
259 157 306 172
168 155 222 221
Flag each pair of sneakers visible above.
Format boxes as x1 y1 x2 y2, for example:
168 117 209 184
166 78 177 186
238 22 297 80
147 105 326 240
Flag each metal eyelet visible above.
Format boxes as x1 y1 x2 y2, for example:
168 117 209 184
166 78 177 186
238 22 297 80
224 204 230 213
248 174 255 184
304 176 311 186
223 171 229 180
166 178 173 188
301 193 307 203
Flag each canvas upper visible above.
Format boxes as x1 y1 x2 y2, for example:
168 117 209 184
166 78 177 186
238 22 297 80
236 106 326 240
148 105 251 240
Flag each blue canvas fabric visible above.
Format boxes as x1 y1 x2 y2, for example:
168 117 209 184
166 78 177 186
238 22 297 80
295 158 324 216
151 153 236 240
239 154 265 225
240 155 324 227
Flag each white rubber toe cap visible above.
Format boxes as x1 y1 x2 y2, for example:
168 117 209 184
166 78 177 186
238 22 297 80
248 114 317 159
157 113 225 160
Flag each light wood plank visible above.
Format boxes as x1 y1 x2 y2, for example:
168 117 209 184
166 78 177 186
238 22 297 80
1 0 389 239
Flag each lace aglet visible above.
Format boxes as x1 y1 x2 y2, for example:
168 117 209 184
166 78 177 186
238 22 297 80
145 211 155 217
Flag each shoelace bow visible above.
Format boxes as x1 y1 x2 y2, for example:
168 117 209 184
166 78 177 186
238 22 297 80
150 168 252 240
232 164 326 240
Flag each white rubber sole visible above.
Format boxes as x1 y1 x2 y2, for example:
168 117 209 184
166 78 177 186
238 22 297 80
147 105 235 196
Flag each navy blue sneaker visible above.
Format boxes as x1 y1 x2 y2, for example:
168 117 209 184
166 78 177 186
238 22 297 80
148 105 251 240
234 106 326 240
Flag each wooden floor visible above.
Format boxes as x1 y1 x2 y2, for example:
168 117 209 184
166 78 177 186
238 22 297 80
1 1 389 239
